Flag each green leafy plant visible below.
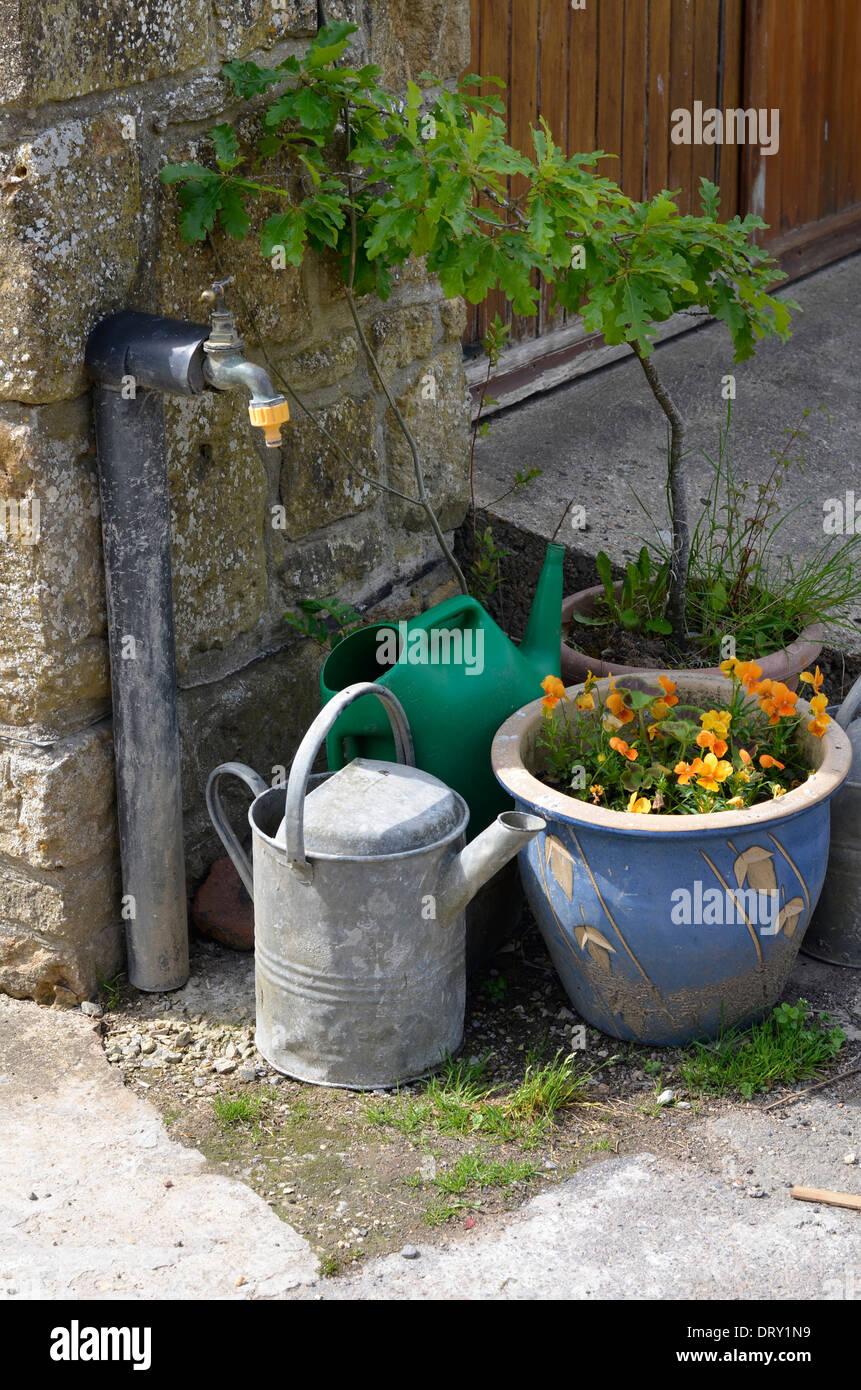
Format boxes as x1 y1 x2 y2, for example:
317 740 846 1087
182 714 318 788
283 595 365 650
96 968 127 1011
161 22 793 626
679 998 845 1099
469 525 510 605
572 546 672 637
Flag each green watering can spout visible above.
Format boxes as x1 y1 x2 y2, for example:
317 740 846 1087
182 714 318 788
519 542 564 681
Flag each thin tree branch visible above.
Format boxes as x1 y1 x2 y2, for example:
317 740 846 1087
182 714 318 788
631 340 689 637
342 101 469 594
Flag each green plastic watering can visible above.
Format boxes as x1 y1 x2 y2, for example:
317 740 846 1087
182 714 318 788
319 543 563 838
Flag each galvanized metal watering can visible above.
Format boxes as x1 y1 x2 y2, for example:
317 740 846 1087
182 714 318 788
807 674 861 967
206 683 545 1089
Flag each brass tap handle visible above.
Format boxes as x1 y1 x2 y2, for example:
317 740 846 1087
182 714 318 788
199 276 235 314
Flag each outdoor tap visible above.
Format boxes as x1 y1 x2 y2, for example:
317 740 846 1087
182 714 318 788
200 277 290 448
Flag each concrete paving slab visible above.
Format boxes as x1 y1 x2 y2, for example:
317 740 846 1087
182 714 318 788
301 1090 860 1301
471 254 861 594
0 995 316 1300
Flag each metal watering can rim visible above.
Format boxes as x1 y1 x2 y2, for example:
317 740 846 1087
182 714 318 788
247 776 471 865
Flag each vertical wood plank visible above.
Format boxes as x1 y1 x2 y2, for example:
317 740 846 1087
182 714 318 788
478 0 511 343
464 0 482 347
509 0 540 340
568 0 598 155
718 0 744 221
691 0 720 209
800 0 826 225
647 0 673 197
622 0 648 199
538 0 570 333
668 0 695 211
596 0 625 175
740 0 770 238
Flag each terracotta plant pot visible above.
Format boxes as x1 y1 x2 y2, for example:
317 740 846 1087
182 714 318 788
491 673 852 1045
560 582 823 688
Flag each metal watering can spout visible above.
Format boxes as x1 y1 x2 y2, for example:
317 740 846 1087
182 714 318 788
435 810 545 928
518 542 565 681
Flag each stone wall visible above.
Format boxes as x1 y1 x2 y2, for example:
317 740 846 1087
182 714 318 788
0 0 472 1003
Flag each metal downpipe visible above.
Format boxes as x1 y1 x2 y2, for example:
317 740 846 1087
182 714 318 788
92 382 189 991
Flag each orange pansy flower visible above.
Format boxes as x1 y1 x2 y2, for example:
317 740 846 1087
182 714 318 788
609 737 638 761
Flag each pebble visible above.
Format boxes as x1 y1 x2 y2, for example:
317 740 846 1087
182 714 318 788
844 1153 858 1165
213 1059 237 1075
163 1052 183 1064
140 1039 157 1055
656 1089 676 1106
237 1067 257 1082
676 1101 692 1110
746 1188 768 1198
80 1001 103 1017
400 1246 420 1259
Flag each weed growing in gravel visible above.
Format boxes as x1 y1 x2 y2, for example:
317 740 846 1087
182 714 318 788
96 969 127 1011
364 1050 596 1149
433 1151 538 1194
424 1199 475 1227
679 999 845 1100
212 1092 269 1128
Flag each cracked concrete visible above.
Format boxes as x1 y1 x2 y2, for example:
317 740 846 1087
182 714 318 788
1 956 858 1301
0 995 316 1300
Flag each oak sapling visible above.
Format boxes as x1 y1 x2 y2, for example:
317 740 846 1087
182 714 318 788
161 22 795 629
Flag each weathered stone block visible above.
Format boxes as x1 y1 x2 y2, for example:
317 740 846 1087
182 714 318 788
276 524 385 601
156 149 310 345
273 335 358 392
367 0 471 87
0 117 140 403
0 1 215 107
0 400 109 735
367 305 435 374
165 391 269 673
439 295 468 342
179 643 324 886
385 344 471 532
0 862 122 1005
213 0 318 59
277 395 380 540
0 725 116 871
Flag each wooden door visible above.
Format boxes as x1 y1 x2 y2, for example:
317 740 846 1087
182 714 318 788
466 0 861 354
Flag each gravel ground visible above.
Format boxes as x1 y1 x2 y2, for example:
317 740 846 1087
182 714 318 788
91 923 861 1279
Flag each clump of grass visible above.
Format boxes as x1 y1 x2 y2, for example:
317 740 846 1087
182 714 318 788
424 1199 472 1227
433 1151 537 1194
364 1050 594 1149
679 999 845 1100
212 1092 269 1128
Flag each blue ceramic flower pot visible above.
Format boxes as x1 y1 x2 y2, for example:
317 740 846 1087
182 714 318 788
491 674 852 1045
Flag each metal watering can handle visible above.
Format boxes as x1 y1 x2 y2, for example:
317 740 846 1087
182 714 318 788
285 681 415 874
205 761 269 897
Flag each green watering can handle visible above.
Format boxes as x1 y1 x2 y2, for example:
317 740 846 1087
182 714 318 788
284 682 415 876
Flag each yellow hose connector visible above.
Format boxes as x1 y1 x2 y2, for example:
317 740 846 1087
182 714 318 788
248 398 290 448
